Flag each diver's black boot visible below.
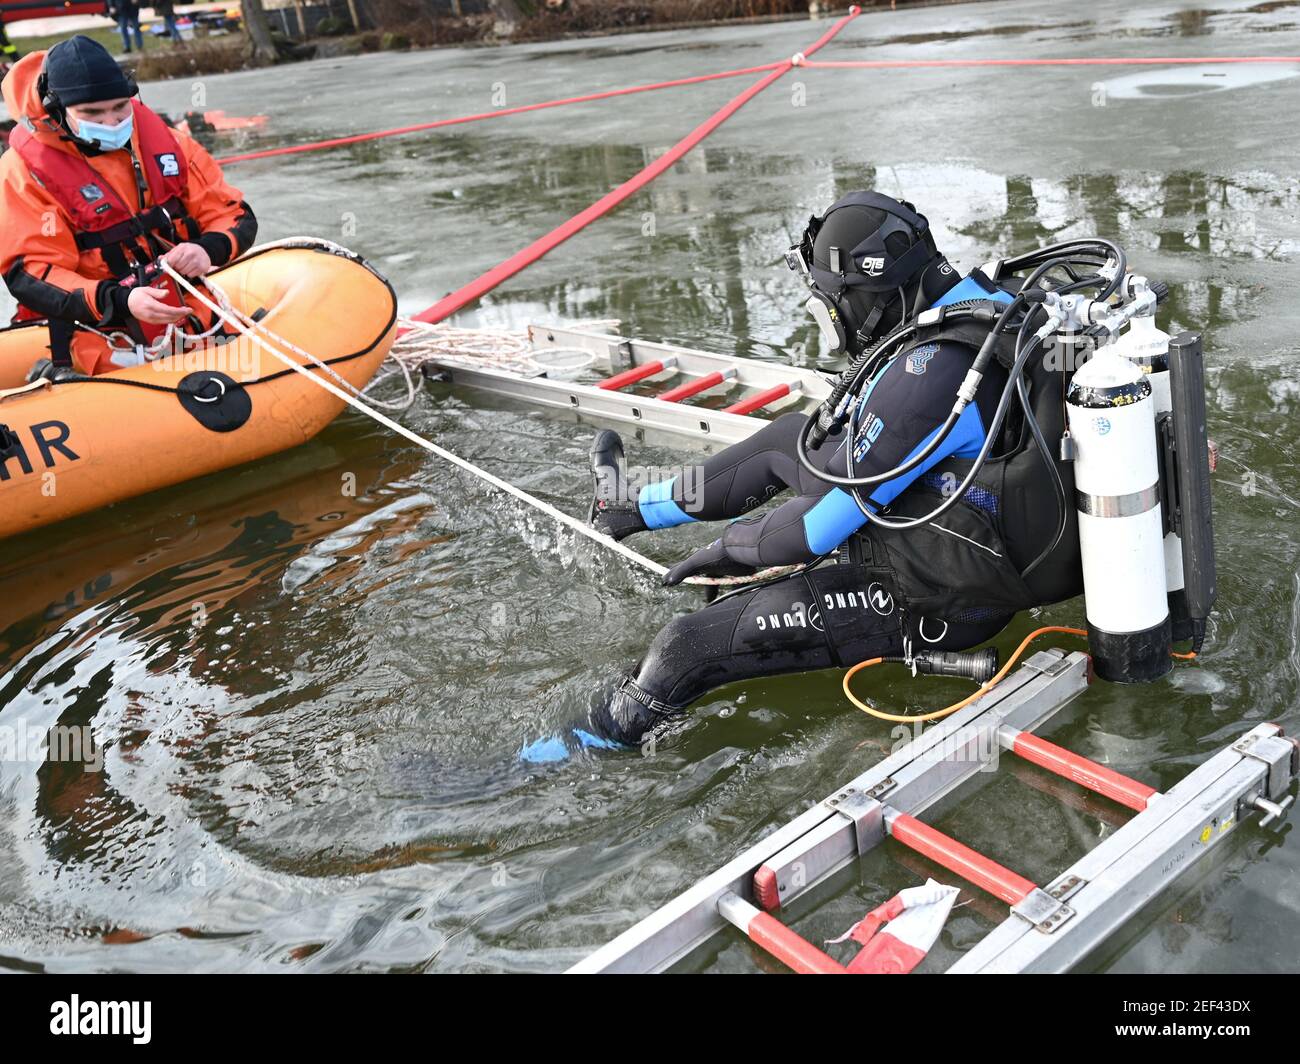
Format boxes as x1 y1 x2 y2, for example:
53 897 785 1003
587 676 681 748
589 429 647 541
517 676 675 764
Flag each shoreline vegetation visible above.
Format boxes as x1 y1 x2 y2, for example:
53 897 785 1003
11 1 984 82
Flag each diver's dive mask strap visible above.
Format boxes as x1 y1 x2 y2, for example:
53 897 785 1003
804 190 937 292
787 194 942 355
807 237 938 298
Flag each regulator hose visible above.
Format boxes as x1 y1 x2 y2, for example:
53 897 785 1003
795 295 1029 490
794 246 1120 533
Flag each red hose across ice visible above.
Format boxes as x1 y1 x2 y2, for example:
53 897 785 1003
230 1 1294 325
803 54 1300 69
218 51 1299 168
214 62 786 166
411 6 864 324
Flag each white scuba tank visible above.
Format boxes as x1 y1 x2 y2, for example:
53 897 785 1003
1066 346 1172 682
1107 314 1185 610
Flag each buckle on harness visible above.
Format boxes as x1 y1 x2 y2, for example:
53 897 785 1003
615 677 677 721
121 257 165 290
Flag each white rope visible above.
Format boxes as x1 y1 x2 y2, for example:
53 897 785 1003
209 277 422 412
160 260 800 590
163 261 672 577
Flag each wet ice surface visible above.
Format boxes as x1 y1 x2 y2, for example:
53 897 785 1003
1100 61 1300 98
2 0 1299 973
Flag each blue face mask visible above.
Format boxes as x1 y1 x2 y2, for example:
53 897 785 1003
74 111 134 151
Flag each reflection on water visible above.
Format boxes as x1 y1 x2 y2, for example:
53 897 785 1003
2 0 1299 974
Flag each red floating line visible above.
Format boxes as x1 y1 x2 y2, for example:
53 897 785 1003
598 358 674 391
889 813 1037 906
804 55 1300 70
411 7 862 324
657 369 733 403
215 63 786 166
1010 730 1157 812
723 382 796 416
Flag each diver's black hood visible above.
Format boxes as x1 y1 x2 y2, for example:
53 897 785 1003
809 191 959 344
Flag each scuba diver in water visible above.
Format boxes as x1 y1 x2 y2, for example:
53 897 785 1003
0 35 257 376
523 190 1094 763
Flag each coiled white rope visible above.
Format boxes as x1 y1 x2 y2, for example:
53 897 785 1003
159 259 799 589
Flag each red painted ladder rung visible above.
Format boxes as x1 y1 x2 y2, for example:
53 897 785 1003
722 381 802 416
1003 756 1131 829
597 356 677 391
716 891 845 974
656 367 737 403
887 811 1037 906
1004 727 1158 812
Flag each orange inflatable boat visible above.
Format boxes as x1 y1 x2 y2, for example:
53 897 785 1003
0 240 398 541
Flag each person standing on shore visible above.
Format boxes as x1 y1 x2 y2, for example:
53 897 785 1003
105 0 145 55
154 0 184 44
1 23 19 68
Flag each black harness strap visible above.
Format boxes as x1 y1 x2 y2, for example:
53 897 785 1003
46 318 77 369
73 198 194 256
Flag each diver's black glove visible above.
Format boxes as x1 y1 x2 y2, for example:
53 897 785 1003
662 538 757 587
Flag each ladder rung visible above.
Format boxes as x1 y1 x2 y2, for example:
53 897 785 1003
887 811 1037 906
1003 727 1158 812
598 356 676 391
723 381 800 416
657 368 736 403
716 892 845 974
1003 756 1131 828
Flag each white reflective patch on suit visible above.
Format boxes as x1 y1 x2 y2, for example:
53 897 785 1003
906 343 938 375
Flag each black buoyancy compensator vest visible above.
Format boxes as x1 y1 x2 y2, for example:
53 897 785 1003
856 268 1083 620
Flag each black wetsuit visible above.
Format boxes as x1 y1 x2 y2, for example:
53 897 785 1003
540 335 1016 755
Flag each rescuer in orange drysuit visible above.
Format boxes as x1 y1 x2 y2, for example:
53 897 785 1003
0 35 256 376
